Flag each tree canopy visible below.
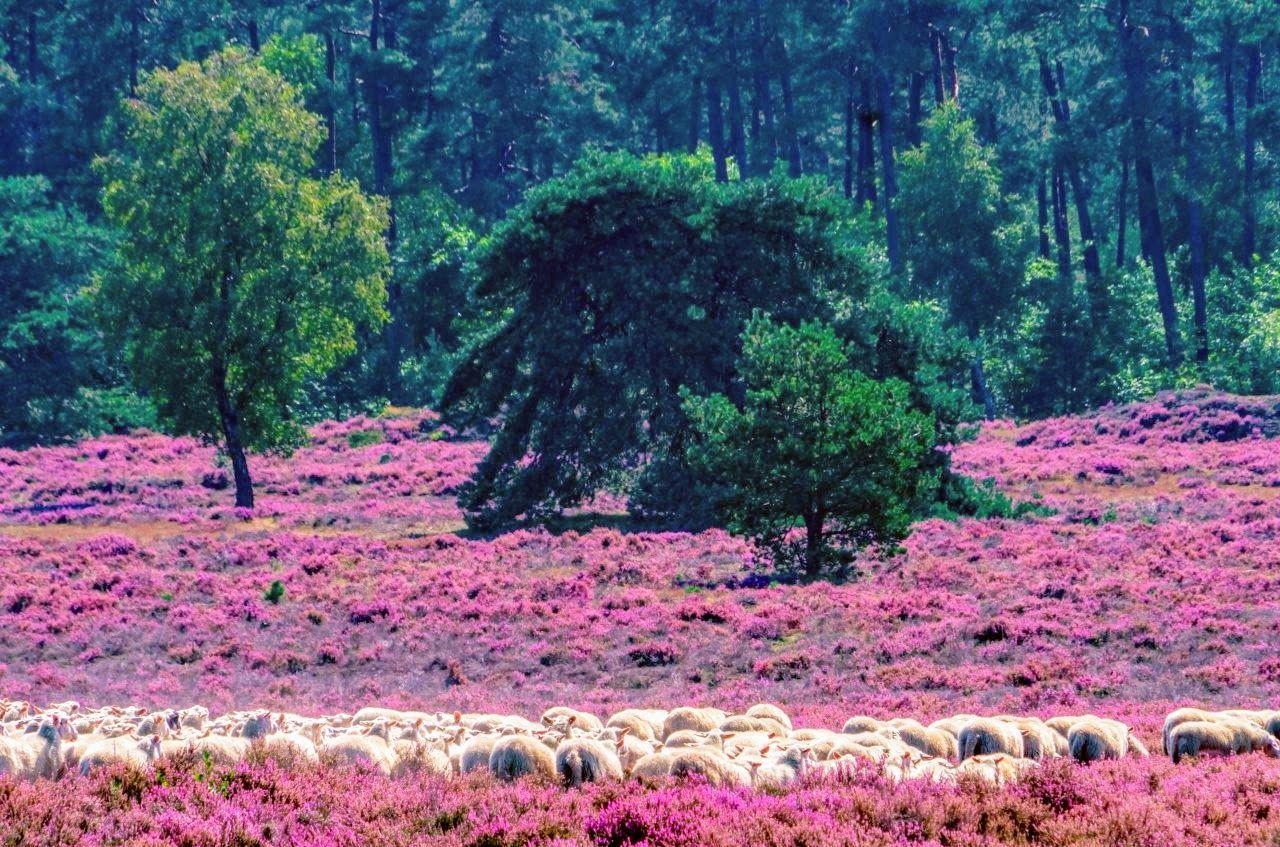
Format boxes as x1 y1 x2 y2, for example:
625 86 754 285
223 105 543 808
96 47 390 507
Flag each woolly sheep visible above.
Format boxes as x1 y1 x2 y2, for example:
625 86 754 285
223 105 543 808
662 707 727 739
890 719 958 761
1162 707 1218 755
320 731 397 776
958 718 1024 761
1169 719 1280 764
78 735 162 775
458 734 499 774
0 717 65 781
541 707 604 733
1067 717 1146 762
957 753 1028 785
489 734 556 782
555 737 623 786
996 716 1063 760
667 747 751 787
606 709 667 741
841 716 885 735
744 704 793 733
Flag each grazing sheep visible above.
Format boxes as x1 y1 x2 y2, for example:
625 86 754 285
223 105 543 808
321 732 397 776
719 716 781 735
78 735 162 775
606 709 667 741
744 704 793 733
841 716 885 735
542 707 604 733
188 733 251 767
555 738 623 785
458 734 499 774
240 711 279 740
1267 713 1280 742
789 727 839 744
748 745 810 789
662 707 727 739
958 718 1024 761
605 712 658 742
489 735 556 782
259 731 321 766
0 717 66 781
890 719 959 761
611 732 655 775
1169 719 1280 764
629 749 680 784
997 717 1062 760
1067 717 1146 762
1162 708 1217 755
1044 715 1084 741
664 729 717 749
957 753 1028 785
667 748 751 787
390 739 451 778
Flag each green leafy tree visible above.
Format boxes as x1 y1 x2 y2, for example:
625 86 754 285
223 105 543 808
441 150 879 530
683 314 936 578
898 103 1027 416
96 47 390 507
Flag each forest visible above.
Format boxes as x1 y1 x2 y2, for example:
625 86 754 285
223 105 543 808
0 0 1276 449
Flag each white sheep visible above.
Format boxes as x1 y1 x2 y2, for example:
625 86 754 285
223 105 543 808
958 718 1024 760
489 734 556 782
555 737 623 785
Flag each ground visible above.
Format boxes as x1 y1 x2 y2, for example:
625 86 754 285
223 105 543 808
3 389 1280 845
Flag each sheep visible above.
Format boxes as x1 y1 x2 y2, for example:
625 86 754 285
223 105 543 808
606 709 666 739
178 706 209 730
240 711 279 740
458 734 499 774
1268 713 1280 742
0 717 66 780
1162 707 1218 755
747 745 811 789
136 711 178 737
1044 715 1084 740
996 716 1063 760
611 731 655 775
320 731 397 776
744 704 793 733
664 729 718 749
662 707 727 739
958 718 1024 761
1067 717 1147 762
721 730 772 757
890 719 958 761
957 753 1028 785
187 733 251 767
78 735 162 775
1169 719 1280 764
605 710 659 742
259 730 321 767
667 747 751 787
489 735 556 782
927 716 974 742
841 716 885 735
390 734 452 779
555 737 623 786
629 749 681 784
541 707 604 734
719 716 784 736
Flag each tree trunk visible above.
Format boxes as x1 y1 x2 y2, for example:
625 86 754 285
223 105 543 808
1221 33 1236 135
687 75 701 153
803 511 825 578
215 375 254 510
322 31 337 175
843 66 855 198
727 26 748 177
856 77 876 206
875 68 901 273
1040 57 1102 294
369 0 404 399
1183 62 1208 363
931 28 945 104
128 1 140 97
1242 44 1260 264
907 71 924 146
970 356 994 420
1037 168 1051 258
1051 164 1072 285
778 40 802 176
707 73 729 182
749 0 776 162
943 31 959 103
1116 157 1129 268
1120 5 1181 366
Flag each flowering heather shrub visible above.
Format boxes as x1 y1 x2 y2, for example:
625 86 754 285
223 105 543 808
3 755 1280 846
3 390 1280 835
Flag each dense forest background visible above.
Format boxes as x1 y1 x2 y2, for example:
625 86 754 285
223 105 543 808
0 0 1277 448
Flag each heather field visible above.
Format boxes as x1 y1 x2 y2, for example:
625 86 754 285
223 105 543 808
5 389 1280 845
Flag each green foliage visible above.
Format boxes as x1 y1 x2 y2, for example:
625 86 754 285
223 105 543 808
1204 256 1280 394
263 580 286 605
0 176 150 445
898 104 1027 340
96 47 390 503
346 429 384 449
683 315 936 578
443 150 881 530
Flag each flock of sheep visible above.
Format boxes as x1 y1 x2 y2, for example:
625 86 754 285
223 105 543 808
2 700 1278 789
